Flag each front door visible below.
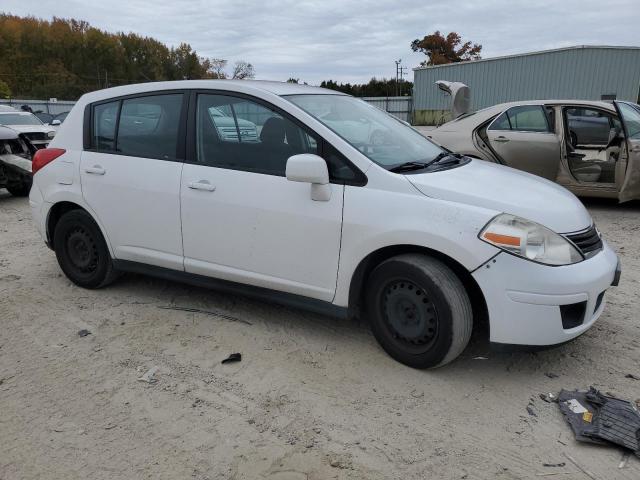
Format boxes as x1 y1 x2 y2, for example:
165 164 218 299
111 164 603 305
615 101 640 202
486 105 561 180
180 93 344 301
80 93 186 270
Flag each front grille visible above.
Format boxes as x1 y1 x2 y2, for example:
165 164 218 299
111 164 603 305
23 132 46 141
565 225 603 258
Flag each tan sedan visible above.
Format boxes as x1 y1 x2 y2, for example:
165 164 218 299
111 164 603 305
425 96 640 202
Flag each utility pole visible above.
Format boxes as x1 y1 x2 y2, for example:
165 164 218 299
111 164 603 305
395 59 408 96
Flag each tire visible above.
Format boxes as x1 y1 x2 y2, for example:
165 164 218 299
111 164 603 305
365 254 473 368
6 181 31 197
53 209 119 289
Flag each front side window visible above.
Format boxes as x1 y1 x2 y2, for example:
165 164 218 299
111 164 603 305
285 94 443 168
196 94 320 176
617 102 640 140
117 94 183 160
489 105 551 133
566 107 620 146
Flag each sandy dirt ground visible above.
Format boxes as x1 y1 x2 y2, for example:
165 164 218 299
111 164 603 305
1 189 639 480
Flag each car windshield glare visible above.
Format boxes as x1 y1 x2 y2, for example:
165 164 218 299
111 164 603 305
285 94 443 168
0 113 43 126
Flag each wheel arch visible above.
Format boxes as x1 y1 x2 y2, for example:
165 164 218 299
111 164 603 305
347 244 489 336
46 201 113 256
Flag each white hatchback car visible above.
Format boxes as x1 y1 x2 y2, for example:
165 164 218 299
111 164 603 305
29 80 620 368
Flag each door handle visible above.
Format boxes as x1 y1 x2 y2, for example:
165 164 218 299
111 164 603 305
493 136 510 143
85 165 106 175
188 180 216 192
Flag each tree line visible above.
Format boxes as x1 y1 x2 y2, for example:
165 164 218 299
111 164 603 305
0 14 254 100
313 78 413 97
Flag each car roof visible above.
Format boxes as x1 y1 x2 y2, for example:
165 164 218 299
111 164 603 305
79 80 344 105
443 99 618 128
0 111 33 115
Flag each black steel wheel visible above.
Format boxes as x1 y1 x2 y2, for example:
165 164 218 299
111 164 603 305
381 279 439 354
53 209 118 289
365 254 473 368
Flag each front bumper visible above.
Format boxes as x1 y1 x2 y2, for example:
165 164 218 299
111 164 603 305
473 240 619 346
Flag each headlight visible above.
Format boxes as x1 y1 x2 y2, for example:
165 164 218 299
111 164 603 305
47 131 55 139
479 213 583 265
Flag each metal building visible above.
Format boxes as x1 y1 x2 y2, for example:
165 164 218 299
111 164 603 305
412 45 640 125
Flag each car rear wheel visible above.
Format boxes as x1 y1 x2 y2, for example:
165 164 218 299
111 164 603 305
365 254 473 368
53 210 118 289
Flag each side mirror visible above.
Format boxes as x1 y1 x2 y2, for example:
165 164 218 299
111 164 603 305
51 119 61 126
286 154 331 201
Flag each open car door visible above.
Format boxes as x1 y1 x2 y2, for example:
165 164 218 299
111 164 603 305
615 101 640 202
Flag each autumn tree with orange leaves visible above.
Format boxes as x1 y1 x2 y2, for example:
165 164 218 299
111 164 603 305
411 31 482 66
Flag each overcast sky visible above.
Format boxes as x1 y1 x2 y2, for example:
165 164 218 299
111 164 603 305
3 0 639 84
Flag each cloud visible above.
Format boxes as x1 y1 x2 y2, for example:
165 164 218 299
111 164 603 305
3 0 639 84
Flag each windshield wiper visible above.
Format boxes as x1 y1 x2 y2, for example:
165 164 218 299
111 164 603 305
427 151 457 165
388 161 431 173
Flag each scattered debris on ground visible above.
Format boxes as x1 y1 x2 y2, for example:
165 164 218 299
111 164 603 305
558 387 640 457
221 353 242 364
137 366 160 384
539 392 558 403
158 305 252 325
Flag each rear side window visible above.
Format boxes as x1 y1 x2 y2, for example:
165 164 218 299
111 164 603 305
93 101 118 151
91 93 183 160
489 105 551 133
117 94 183 160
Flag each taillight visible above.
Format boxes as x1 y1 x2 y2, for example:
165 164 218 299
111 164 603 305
32 148 66 175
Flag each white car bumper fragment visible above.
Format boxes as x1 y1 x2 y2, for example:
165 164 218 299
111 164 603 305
473 240 618 346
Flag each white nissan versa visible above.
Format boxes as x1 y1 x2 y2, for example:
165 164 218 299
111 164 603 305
29 80 621 368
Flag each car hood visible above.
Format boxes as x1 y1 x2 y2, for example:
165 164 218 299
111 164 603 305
3 125 53 135
406 159 591 233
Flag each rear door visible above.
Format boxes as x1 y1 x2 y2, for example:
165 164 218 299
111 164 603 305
486 105 561 180
80 92 187 269
615 101 640 202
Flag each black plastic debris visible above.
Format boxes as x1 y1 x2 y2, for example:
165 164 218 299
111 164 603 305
77 329 91 337
558 387 640 456
221 353 242 364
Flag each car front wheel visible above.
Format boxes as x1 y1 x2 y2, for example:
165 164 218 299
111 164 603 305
53 209 118 289
365 254 473 368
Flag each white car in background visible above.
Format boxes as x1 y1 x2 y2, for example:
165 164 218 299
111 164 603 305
29 80 620 368
0 111 56 149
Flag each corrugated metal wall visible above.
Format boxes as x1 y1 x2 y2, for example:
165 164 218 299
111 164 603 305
362 96 412 122
413 46 640 112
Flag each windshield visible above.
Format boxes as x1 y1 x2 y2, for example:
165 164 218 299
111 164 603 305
0 113 43 126
285 94 443 168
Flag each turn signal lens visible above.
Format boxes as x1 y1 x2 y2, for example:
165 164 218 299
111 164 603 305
32 148 66 175
482 232 521 247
